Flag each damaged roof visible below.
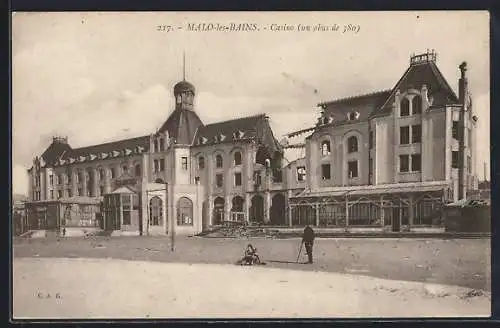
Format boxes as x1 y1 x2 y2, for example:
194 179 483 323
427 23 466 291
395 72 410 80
158 108 204 145
193 114 283 155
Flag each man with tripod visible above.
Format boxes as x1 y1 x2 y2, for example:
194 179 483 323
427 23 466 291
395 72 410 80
301 225 315 264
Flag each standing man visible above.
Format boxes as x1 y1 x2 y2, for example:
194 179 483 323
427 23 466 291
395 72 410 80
302 225 315 264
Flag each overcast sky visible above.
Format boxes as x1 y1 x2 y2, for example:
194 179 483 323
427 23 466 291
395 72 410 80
12 11 490 195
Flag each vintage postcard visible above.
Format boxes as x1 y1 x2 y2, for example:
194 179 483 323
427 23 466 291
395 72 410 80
11 11 491 319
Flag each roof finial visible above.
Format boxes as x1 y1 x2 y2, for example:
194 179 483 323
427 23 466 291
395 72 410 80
182 51 186 81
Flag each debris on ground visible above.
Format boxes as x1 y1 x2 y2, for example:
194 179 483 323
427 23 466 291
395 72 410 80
199 226 281 239
461 289 484 299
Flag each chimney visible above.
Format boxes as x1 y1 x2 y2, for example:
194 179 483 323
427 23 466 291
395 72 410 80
458 61 468 200
459 61 468 105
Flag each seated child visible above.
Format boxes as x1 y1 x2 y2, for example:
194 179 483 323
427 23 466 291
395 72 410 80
242 243 259 265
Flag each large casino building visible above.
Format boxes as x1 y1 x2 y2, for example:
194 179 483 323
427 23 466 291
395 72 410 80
25 50 479 236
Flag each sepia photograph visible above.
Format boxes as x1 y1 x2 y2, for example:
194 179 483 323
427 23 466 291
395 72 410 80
11 11 491 319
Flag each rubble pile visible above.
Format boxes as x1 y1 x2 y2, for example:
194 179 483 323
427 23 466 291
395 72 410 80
200 226 281 238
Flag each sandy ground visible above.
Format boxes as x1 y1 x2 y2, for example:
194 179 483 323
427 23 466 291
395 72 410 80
13 257 491 319
13 236 491 291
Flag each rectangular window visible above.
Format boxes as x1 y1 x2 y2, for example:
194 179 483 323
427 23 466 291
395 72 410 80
400 126 410 145
49 175 54 186
369 131 374 149
58 174 63 185
467 155 472 173
99 186 105 196
452 151 459 168
153 160 158 173
273 169 283 183
297 167 306 182
110 168 116 179
468 128 472 147
159 159 165 172
78 188 83 196
234 172 242 186
399 155 409 172
67 173 72 184
411 154 421 172
348 161 358 178
216 174 223 188
57 190 63 199
254 171 262 186
159 139 165 151
77 172 82 183
181 157 188 170
67 189 72 197
411 124 422 143
321 164 331 180
50 190 54 199
452 121 459 140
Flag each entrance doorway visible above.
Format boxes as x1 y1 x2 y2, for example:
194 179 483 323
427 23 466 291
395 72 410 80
270 194 286 225
250 195 264 223
213 197 224 225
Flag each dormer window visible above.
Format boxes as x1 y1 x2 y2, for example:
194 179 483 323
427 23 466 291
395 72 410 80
233 130 244 140
400 98 410 116
412 95 422 114
347 111 360 121
198 136 207 145
321 140 331 156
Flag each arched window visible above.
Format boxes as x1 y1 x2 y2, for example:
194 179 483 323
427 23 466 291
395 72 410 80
198 156 205 169
233 151 242 166
347 136 358 153
149 196 163 226
177 197 193 226
412 95 422 114
321 140 331 156
135 164 141 177
400 98 410 116
215 154 223 168
232 196 244 212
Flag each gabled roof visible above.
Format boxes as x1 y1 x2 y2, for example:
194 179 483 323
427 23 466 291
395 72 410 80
374 60 459 116
319 90 392 122
193 114 283 155
158 108 204 145
62 135 150 160
40 141 72 166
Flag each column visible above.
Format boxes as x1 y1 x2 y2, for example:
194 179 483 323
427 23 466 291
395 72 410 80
244 193 251 224
264 191 271 223
71 169 78 197
315 203 319 227
104 168 111 194
380 196 385 227
93 168 99 197
82 170 88 197
286 189 292 227
224 195 231 222
408 195 414 229
208 195 214 226
345 196 349 228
